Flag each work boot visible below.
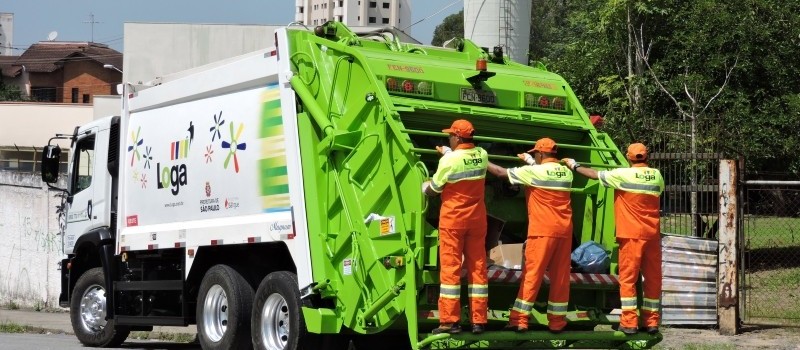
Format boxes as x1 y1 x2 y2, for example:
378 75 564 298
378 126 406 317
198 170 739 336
643 326 659 335
431 323 461 335
471 324 485 334
503 324 527 333
618 326 638 335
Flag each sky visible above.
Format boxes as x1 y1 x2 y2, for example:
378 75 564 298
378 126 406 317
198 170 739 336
1 0 463 53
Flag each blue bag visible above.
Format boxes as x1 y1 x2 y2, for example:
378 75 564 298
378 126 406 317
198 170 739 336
571 241 610 273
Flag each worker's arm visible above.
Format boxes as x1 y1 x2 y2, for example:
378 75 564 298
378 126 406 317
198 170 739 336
487 161 508 179
423 149 455 197
562 158 599 179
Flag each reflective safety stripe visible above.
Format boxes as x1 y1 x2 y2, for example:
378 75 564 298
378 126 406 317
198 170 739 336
512 299 534 313
642 298 660 311
530 179 572 189
547 301 569 315
440 284 461 299
430 180 444 192
468 284 488 298
508 169 523 184
599 171 611 187
621 297 638 310
448 169 486 181
620 182 662 192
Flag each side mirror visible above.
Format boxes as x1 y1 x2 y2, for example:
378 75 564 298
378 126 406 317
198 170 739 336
41 145 61 183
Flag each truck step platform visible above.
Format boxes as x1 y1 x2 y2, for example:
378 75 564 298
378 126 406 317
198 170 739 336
418 330 662 350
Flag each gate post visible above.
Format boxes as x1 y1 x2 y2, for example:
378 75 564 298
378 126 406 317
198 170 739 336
717 160 739 335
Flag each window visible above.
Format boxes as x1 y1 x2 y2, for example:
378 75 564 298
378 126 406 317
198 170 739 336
339 1 343 6
71 88 79 103
71 135 95 195
323 2 326 8
31 87 57 102
369 1 377 8
369 16 376 23
383 2 390 8
357 15 360 21
336 15 343 22
314 4 318 10
299 6 304 13
382 17 389 24
83 94 90 103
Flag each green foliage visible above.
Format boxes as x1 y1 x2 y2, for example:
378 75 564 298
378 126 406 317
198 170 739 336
0 322 26 333
0 79 24 101
524 0 800 175
431 10 463 47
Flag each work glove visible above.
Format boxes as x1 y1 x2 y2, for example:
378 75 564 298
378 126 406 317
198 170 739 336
518 153 536 165
436 146 452 155
562 158 579 170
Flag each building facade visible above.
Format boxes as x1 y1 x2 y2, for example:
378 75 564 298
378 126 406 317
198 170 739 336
295 0 411 30
0 12 12 56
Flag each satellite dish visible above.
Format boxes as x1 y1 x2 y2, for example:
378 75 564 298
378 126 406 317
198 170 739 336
47 31 58 41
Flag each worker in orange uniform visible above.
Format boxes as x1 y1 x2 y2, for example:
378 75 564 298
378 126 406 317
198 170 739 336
562 143 664 335
486 137 573 333
422 119 489 335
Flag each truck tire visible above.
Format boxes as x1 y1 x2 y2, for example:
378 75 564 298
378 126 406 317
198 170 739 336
70 267 130 347
252 271 347 350
196 264 254 350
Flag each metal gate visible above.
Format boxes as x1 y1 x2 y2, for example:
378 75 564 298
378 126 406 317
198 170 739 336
741 179 800 326
649 152 724 326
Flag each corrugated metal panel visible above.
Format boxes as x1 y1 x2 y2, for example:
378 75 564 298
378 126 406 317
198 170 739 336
661 234 719 325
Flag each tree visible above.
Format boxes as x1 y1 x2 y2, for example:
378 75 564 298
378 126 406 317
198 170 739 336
431 10 463 47
0 78 23 101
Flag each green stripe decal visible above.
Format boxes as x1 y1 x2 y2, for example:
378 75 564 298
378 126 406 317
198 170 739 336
259 83 290 212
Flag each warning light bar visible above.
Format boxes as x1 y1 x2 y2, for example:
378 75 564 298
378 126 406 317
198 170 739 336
386 77 433 97
524 93 570 113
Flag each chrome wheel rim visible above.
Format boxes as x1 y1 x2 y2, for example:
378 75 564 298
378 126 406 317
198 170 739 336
260 293 290 350
79 284 107 333
202 285 228 342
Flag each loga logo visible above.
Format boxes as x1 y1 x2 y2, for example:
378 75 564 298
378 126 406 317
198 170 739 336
463 156 484 166
547 169 568 178
157 163 188 195
636 172 657 181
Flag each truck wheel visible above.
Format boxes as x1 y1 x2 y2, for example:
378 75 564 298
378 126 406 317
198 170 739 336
196 264 254 350
70 267 130 347
252 271 346 350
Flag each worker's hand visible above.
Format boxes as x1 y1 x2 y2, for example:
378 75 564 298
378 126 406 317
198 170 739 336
436 146 452 155
562 158 579 170
421 181 437 197
518 153 536 165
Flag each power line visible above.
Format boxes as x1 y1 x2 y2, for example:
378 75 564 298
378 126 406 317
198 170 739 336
402 0 461 31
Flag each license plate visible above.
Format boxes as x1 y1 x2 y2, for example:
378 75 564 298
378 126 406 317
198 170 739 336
460 88 497 105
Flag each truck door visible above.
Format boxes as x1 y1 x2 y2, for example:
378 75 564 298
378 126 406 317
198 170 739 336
65 129 98 247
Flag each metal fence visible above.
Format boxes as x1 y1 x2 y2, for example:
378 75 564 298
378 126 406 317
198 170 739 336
741 180 800 326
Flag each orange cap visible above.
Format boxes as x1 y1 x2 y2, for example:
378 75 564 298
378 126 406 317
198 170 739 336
527 137 558 153
627 143 648 161
442 119 475 138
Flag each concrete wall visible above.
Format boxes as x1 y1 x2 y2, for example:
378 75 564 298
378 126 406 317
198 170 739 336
123 23 279 85
0 171 66 308
0 102 93 149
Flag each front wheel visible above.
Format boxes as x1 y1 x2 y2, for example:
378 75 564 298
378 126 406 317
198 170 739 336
70 267 130 347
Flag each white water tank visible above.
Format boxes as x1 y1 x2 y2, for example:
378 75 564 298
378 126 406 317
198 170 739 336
464 0 531 64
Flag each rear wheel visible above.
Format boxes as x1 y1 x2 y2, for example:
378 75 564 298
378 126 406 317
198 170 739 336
252 271 348 350
70 267 130 347
196 264 254 350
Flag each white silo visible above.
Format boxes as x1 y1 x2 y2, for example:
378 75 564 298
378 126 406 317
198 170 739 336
464 0 531 64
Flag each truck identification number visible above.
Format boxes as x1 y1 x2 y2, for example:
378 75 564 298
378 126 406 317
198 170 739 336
460 88 496 105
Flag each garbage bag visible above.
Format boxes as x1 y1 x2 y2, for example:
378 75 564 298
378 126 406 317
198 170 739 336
571 241 610 273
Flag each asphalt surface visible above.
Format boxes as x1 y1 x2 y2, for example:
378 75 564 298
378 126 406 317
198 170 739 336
0 333 200 350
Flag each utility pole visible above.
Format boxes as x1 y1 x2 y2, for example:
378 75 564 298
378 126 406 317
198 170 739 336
83 12 101 42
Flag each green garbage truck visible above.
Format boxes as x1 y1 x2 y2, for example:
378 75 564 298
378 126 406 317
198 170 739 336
40 22 662 349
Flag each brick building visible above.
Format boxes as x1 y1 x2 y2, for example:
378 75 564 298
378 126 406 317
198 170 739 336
7 42 122 103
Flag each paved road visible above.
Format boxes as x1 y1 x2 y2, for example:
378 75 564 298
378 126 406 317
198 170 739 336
0 334 201 350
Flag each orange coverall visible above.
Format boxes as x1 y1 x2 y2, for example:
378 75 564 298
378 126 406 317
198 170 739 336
598 163 665 328
430 143 489 325
507 158 573 330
